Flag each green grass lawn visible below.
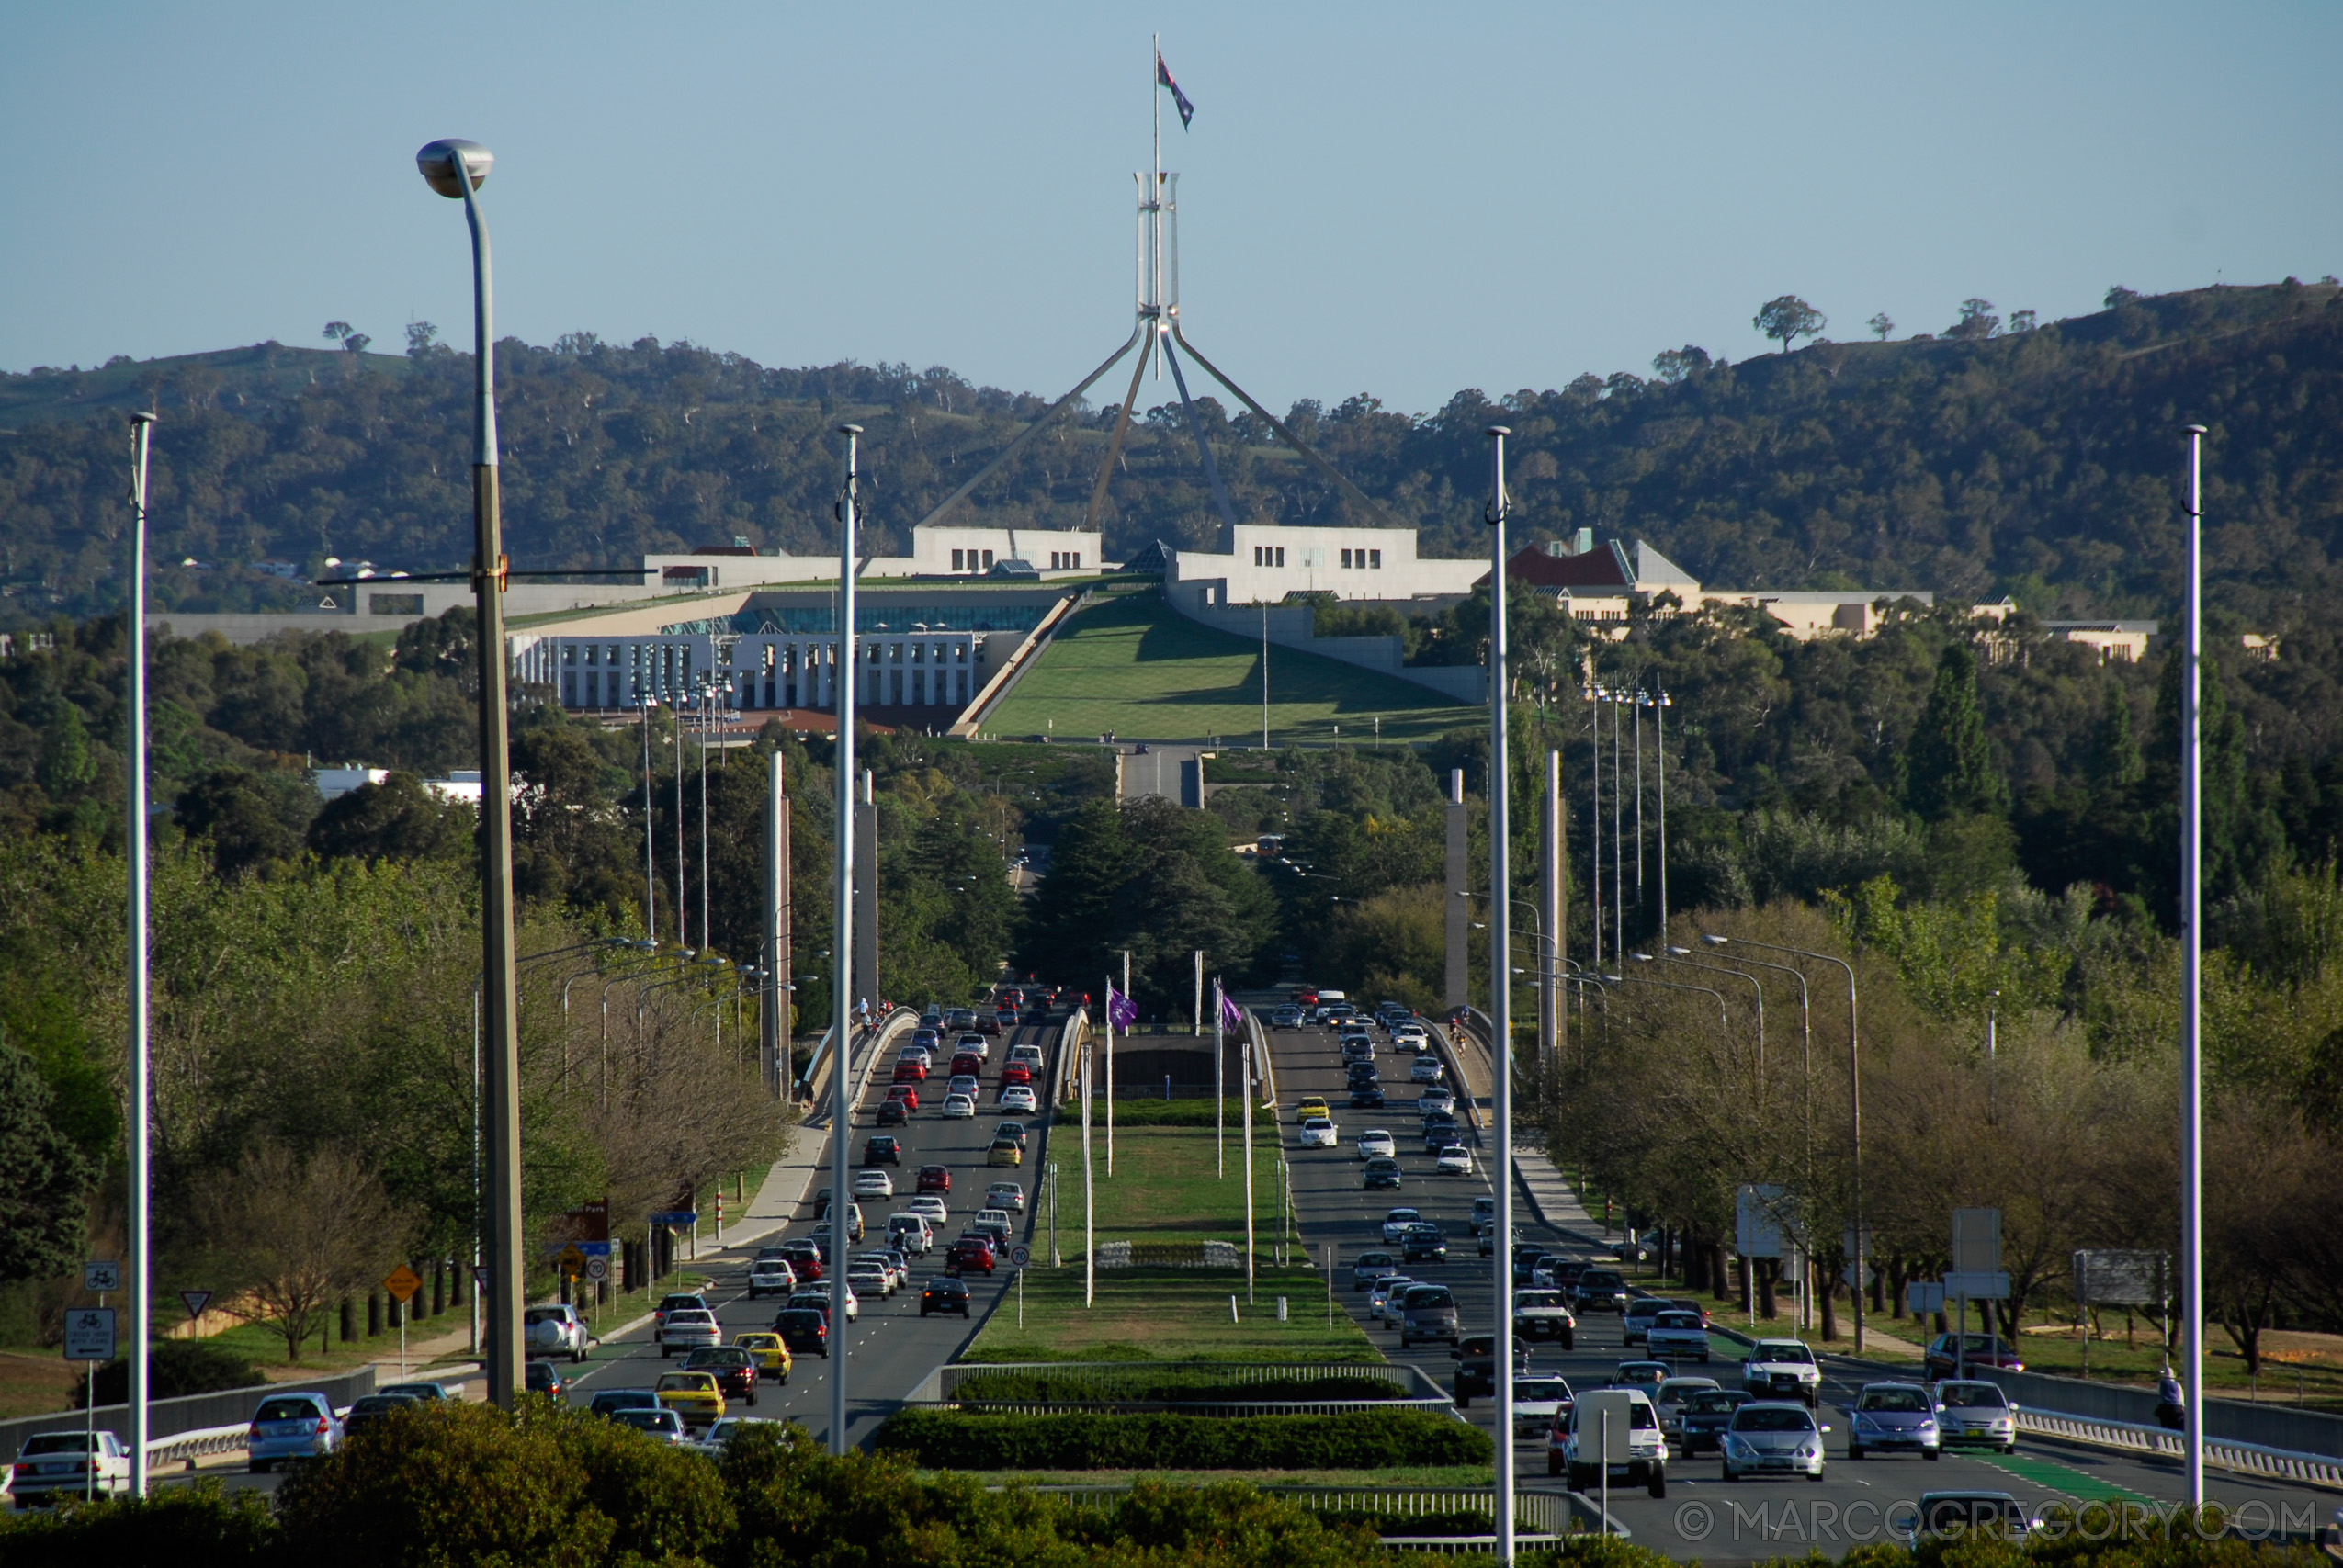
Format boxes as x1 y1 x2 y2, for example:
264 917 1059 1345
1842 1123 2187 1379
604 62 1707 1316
930 1466 1497 1486
968 1117 1375 1363
985 589 1480 746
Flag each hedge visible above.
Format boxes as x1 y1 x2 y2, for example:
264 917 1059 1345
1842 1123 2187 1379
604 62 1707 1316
952 1371 1410 1404
874 1408 1493 1470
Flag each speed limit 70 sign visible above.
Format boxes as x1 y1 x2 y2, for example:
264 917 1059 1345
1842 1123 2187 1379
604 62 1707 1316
1009 1244 1032 1269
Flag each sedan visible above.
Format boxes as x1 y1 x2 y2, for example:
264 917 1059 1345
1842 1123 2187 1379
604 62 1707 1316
1923 1334 2025 1381
847 1261 895 1300
732 1332 794 1382
775 1307 829 1358
1932 1380 2018 1452
891 1061 927 1084
1349 1086 1387 1110
987 1139 1023 1167
884 1084 921 1112
1000 1063 1034 1088
1847 1382 1942 1461
1368 1275 1419 1324
996 1120 1031 1150
941 1092 977 1119
921 1277 974 1316
998 1085 1038 1113
1356 1129 1397 1161
655 1371 727 1427
1434 1144 1474 1176
905 1195 949 1224
1400 1224 1448 1264
788 1284 858 1321
853 1168 896 1200
1675 1389 1754 1455
863 1135 902 1166
1362 1157 1402 1190
609 1407 690 1445
947 1236 996 1273
1380 1208 1424 1244
1409 1056 1445 1084
985 1181 1026 1213
657 1309 721 1358
1720 1401 1830 1482
1269 1004 1305 1028
1416 1086 1454 1115
746 1260 797 1299
916 1165 952 1194
1647 1310 1712 1362
1352 1249 1398 1291
684 1347 760 1406
875 1100 910 1127
1296 1117 1338 1149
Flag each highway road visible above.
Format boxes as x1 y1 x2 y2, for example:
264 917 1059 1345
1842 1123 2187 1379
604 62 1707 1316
1262 1007 2339 1562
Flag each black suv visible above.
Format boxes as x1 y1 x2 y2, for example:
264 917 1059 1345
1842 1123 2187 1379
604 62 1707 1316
1401 1224 1448 1264
1573 1269 1628 1314
863 1135 902 1166
1349 1085 1387 1109
1451 1334 1526 1408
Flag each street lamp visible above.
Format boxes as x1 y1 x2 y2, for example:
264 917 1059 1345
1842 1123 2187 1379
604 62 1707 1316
1483 423 1516 1565
125 411 157 1496
415 136 526 1410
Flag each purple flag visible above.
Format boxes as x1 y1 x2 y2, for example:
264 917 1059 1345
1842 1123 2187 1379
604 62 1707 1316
1107 987 1138 1030
1219 989 1245 1032
1155 51 1194 130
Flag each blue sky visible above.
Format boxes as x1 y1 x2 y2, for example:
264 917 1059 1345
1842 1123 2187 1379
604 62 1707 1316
4 3 2337 413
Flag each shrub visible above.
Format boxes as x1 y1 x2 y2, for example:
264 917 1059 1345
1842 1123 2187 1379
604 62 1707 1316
951 1371 1408 1404
873 1408 1492 1471
0 1483 275 1568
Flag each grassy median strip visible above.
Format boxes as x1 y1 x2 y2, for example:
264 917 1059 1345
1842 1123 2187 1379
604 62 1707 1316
875 1408 1491 1471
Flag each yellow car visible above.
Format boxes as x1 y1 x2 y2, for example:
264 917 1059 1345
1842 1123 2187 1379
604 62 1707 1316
733 1332 793 1383
1294 1096 1330 1122
987 1138 1023 1167
655 1371 726 1426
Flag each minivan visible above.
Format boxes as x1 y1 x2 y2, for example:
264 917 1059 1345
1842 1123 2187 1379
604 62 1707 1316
1398 1283 1460 1348
1551 1387 1667 1495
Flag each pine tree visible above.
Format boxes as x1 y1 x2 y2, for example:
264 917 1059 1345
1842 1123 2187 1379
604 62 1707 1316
0 1043 98 1286
1905 642 2007 821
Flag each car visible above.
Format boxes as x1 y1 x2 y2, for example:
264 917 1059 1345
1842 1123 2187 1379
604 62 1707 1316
1554 1387 1669 1495
1400 1223 1448 1264
695 1415 782 1456
1434 1144 1474 1176
946 1073 981 1100
954 1031 989 1058
1393 1022 1430 1051
863 1247 911 1290
609 1407 691 1444
775 1307 829 1357
1409 1056 1445 1084
1362 1156 1402 1189
950 1051 984 1077
1514 1246 1556 1285
911 1026 942 1050
1420 1116 1459 1151
1931 1379 2019 1452
892 1061 927 1084
1356 1129 1397 1161
986 1180 1026 1213
779 1241 824 1280
888 1213 935 1254
378 1380 459 1404
898 1042 934 1065
942 1092 977 1118
970 1209 1013 1247
1720 1400 1829 1483
848 1260 895 1299
853 1168 896 1200
1470 1196 1497 1235
948 1236 996 1273
945 1010 979 1032
1515 1376 1575 1439
810 1195 866 1237
1573 1269 1629 1314
988 1138 1023 1167
342 1392 424 1436
1847 1381 1942 1461
921 1276 974 1316
1294 1095 1331 1121
1352 1249 1398 1291
1398 1283 1461 1347
1673 1387 1754 1455
1001 1063 1034 1087
885 1084 921 1111
1514 1289 1579 1348
1270 1004 1305 1028
246 1391 343 1472
1741 1339 1822 1407
1454 1335 1531 1408
997 1120 1030 1150
658 1308 722 1357
1349 1086 1386 1109
589 1388 663 1419
906 1194 949 1224
1290 985 1320 1008
652 1292 708 1326
1646 1309 1711 1361
1008 1043 1046 1070
1416 1086 1454 1115
1611 1360 1672 1392
10 1429 130 1503
875 1099 910 1126
994 1008 1020 1030
1297 1116 1338 1148
1623 1297 1670 1346
745 1258 798 1299
1380 1208 1424 1244
1368 1275 1418 1325
790 1283 859 1321
999 1085 1038 1112
732 1332 794 1382
1343 1063 1380 1088
526 1303 591 1361
1904 1492 2035 1544
863 1134 903 1165
1654 1374 1720 1425
1923 1332 2026 1380
917 1165 952 1194
685 1346 761 1406
654 1371 728 1427
975 1012 1000 1035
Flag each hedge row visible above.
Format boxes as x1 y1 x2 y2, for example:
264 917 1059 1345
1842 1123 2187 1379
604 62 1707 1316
952 1371 1409 1404
874 1408 1493 1470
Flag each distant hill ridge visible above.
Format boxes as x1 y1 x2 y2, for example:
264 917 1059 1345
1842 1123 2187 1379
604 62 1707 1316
3 279 2340 627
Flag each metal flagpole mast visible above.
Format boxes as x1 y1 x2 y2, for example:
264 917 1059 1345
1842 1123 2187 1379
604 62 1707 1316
1215 977 1227 1177
1104 971 1115 1175
1082 1032 1096 1306
673 698 686 946
1655 686 1670 949
1590 689 1602 972
1485 426 1516 1566
1242 1038 1255 1303
1634 683 1646 935
2179 423 2207 1508
1542 748 1560 1068
1193 951 1203 1037
829 423 862 1456
1612 692 1624 960
699 684 710 952
641 694 657 941
1262 604 1270 751
126 411 156 1495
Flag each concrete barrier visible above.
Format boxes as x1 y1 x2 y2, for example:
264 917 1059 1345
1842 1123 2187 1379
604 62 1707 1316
1 1364 379 1464
1977 1366 2343 1460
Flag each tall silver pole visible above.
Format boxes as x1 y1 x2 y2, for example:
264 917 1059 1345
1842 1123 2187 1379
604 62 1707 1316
674 699 686 947
641 694 657 941
1633 686 1645 931
830 423 862 1455
1104 969 1115 1175
1241 1042 1255 1303
1541 749 1559 1068
2179 423 2206 1507
763 751 787 1094
1261 603 1270 751
126 411 155 1495
699 684 710 952
1193 950 1203 1037
1612 694 1624 961
1485 426 1516 1565
1590 691 1602 972
1215 977 1226 1177
1082 1034 1095 1306
1655 689 1669 948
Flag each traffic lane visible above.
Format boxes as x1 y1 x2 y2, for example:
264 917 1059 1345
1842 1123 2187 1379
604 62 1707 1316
563 1018 1062 1448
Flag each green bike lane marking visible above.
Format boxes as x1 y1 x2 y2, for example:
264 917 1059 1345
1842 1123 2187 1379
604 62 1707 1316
1969 1447 2153 1505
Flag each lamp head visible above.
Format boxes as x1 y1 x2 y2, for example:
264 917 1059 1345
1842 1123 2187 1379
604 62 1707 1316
1701 933 1728 947
1630 952 1653 963
1667 945 1692 956
1486 424 1511 440
416 140 492 198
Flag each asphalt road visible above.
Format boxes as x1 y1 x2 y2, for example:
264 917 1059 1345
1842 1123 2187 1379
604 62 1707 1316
1263 1010 2340 1562
558 1010 1068 1450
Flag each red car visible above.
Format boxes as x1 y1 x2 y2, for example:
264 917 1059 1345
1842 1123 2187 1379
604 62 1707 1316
947 1236 995 1274
885 1084 920 1111
999 989 1024 1008
916 1165 951 1195
975 1013 1001 1036
779 1242 823 1281
892 1060 927 1083
1000 1063 1033 1087
949 1052 984 1077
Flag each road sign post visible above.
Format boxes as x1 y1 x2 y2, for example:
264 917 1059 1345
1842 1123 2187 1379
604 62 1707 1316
383 1265 423 1378
1951 1209 2003 1380
83 1260 122 1295
179 1289 213 1324
64 1305 116 1499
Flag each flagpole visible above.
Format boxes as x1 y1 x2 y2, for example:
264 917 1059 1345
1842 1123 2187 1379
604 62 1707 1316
1215 978 1226 1178
1081 1033 1095 1307
1104 970 1115 1176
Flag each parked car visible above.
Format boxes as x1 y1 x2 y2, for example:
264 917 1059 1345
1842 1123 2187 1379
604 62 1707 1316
1741 1339 1822 1407
1847 1381 1942 1461
1719 1400 1829 1483
9 1429 130 1504
1923 1333 2026 1380
1554 1387 1668 1495
526 1303 591 1361
921 1276 974 1316
1931 1380 2019 1452
247 1391 343 1472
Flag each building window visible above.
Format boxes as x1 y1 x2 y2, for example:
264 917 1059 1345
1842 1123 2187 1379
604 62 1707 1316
1253 546 1264 566
1369 549 1382 569
981 550 994 569
952 548 964 570
1073 552 1081 569
1341 549 1353 569
563 672 576 704
562 643 576 665
1273 547 1285 567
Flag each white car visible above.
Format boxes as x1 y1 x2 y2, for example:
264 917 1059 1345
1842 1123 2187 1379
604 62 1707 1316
852 1168 895 1200
1008 1043 1045 1069
941 1092 977 1119
1381 1207 1422 1243
525 1303 590 1361
906 1195 949 1224
1647 1309 1712 1362
1417 1087 1455 1115
657 1308 722 1357
1655 1374 1722 1433
747 1260 798 1299
1356 1129 1397 1161
1435 1144 1474 1176
8 1429 130 1503
896 1045 933 1068
985 1181 1026 1213
1515 1375 1573 1439
887 1213 934 1254
998 1085 1038 1113
1720 1401 1830 1481
1409 1055 1445 1084
1297 1116 1338 1148
1393 1022 1430 1051
1369 1275 1419 1324
954 1032 990 1060
1742 1339 1823 1407
847 1260 894 1298
695 1415 781 1456
790 1284 858 1322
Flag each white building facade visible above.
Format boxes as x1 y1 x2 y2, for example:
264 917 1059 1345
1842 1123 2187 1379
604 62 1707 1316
515 627 987 713
1165 524 1484 611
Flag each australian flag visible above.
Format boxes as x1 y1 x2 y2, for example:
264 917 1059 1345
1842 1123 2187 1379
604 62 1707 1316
1156 50 1194 130
1107 987 1138 1030
1218 987 1245 1033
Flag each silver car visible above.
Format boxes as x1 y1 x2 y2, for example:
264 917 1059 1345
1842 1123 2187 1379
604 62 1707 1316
247 1391 343 1472
1848 1381 1942 1460
1931 1380 2017 1453
657 1308 722 1357
1720 1401 1830 1482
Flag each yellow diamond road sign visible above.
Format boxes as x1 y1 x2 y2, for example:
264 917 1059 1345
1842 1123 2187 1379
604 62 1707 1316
557 1245 586 1274
382 1264 423 1303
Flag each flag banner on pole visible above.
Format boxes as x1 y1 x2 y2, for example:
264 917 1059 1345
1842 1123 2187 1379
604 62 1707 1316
1107 987 1138 1031
1219 988 1245 1033
1156 51 1194 129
